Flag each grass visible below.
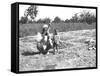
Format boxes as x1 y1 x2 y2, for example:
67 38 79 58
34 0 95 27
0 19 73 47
19 22 96 37
19 29 96 71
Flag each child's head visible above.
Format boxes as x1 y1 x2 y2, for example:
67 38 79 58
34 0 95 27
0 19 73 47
48 23 51 27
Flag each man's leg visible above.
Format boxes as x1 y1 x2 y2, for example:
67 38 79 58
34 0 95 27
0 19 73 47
49 39 53 47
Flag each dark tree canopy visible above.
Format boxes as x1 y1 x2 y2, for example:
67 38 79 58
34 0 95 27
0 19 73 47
24 5 38 22
19 16 28 24
79 11 96 24
36 18 51 24
70 13 79 22
53 16 61 23
64 11 96 24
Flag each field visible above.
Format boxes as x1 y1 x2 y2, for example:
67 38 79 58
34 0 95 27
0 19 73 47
19 23 96 37
19 25 96 71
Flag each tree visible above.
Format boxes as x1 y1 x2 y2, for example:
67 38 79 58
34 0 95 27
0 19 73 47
28 20 34 24
36 18 51 23
53 16 61 23
79 11 96 24
70 13 79 22
65 19 70 23
19 16 28 24
36 19 43 23
42 18 51 24
24 5 38 22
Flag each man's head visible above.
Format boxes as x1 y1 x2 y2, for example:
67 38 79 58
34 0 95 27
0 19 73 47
43 24 48 28
43 24 49 31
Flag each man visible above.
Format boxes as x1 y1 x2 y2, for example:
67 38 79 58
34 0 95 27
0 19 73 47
41 23 53 46
36 24 49 43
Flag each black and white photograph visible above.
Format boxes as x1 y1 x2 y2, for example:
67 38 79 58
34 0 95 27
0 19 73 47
18 3 97 72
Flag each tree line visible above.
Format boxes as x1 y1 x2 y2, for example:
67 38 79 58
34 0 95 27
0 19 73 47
19 5 96 24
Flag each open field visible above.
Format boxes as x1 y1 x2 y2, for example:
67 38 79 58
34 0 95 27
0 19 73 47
19 29 96 71
19 23 96 37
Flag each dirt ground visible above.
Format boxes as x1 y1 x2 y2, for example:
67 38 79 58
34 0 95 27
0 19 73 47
19 29 96 71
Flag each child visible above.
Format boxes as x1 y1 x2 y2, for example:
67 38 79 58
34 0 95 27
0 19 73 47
52 29 58 45
52 29 59 53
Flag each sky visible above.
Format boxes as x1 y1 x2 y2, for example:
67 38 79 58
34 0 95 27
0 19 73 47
19 5 96 21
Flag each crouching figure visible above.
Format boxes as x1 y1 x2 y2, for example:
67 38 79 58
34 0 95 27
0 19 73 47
36 24 53 55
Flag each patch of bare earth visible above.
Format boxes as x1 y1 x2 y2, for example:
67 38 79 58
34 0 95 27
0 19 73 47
19 29 96 71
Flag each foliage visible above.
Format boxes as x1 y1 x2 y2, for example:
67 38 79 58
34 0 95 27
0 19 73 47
52 16 62 23
24 5 38 21
64 11 96 24
19 16 28 24
65 19 70 23
70 13 79 23
36 18 51 24
19 7 96 24
19 5 38 24
79 11 96 24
